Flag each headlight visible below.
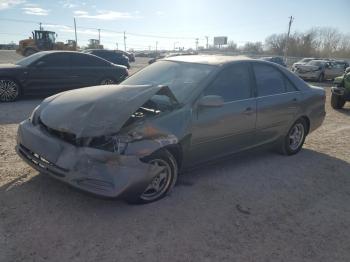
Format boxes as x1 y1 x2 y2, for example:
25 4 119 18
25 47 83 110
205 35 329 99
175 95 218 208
29 105 40 124
89 135 131 154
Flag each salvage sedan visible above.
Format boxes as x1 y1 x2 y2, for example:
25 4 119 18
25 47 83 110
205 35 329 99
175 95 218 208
16 55 326 204
0 51 128 102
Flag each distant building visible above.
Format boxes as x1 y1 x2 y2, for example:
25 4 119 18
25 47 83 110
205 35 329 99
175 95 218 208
0 43 18 50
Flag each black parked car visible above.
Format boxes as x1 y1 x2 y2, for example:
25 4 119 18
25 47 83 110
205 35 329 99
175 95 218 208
83 49 130 69
0 51 128 102
260 57 287 67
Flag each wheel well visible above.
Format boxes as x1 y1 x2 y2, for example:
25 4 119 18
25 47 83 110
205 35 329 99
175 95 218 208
164 144 183 170
300 116 310 134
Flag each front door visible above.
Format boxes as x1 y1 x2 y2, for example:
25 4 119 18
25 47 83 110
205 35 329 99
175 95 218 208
188 63 257 165
24 53 73 95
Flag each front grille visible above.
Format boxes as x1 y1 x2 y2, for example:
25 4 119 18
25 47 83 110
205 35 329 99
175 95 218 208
18 144 68 177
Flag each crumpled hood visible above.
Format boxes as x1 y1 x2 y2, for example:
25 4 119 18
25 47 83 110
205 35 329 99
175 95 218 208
39 84 178 138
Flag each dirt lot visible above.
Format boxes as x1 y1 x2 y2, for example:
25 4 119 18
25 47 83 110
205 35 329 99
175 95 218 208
1 51 350 262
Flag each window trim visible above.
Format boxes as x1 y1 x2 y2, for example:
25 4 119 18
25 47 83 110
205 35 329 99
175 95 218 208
35 53 71 68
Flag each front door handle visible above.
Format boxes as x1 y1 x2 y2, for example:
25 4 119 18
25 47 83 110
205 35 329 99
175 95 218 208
243 107 254 115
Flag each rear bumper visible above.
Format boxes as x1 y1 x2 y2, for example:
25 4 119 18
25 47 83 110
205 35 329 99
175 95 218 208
16 120 161 198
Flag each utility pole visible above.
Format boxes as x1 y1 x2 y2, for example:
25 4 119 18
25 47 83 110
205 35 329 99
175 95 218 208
195 38 199 50
205 36 209 49
39 22 42 30
116 42 118 50
155 41 158 54
123 31 127 51
97 29 101 45
74 18 78 50
283 16 294 64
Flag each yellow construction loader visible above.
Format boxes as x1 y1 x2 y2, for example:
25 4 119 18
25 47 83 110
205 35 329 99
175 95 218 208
16 30 76 56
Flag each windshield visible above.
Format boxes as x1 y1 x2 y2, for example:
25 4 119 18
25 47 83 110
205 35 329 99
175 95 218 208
15 52 47 66
121 60 216 103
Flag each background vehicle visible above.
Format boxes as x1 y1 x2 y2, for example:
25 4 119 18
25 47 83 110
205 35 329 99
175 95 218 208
115 50 135 62
0 51 128 102
87 39 103 49
260 57 286 67
291 57 316 71
16 30 76 57
16 56 326 204
333 60 350 70
294 60 345 82
83 49 130 68
331 67 350 109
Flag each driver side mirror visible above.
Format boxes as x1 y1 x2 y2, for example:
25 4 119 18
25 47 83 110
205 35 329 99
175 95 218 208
198 95 224 107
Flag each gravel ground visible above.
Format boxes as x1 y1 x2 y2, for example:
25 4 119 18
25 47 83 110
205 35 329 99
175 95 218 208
1 51 350 262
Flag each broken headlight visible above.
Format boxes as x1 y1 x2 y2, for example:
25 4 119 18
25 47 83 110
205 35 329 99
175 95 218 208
89 135 131 154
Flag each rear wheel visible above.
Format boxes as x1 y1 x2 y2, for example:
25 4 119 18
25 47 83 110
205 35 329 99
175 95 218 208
0 79 20 102
331 93 345 109
128 149 178 204
279 119 307 155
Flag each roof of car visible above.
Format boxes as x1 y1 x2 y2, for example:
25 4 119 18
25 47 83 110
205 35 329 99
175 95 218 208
164 55 252 65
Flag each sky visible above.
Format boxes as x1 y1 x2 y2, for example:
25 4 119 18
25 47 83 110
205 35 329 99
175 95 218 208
0 0 349 51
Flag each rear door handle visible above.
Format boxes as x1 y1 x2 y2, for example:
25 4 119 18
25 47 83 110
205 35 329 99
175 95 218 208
291 98 298 102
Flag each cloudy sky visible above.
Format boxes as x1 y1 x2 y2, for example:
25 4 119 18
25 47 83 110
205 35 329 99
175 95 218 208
0 0 349 50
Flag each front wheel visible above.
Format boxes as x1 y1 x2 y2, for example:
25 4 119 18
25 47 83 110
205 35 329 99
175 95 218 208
128 149 178 204
279 119 307 155
331 93 345 109
0 79 20 102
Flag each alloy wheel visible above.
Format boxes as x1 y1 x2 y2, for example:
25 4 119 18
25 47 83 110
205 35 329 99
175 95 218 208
0 80 19 102
288 123 305 151
140 159 172 201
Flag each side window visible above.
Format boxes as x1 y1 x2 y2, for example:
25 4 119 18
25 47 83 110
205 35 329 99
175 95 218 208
71 53 110 67
204 64 252 102
253 63 286 96
285 79 298 92
38 53 70 67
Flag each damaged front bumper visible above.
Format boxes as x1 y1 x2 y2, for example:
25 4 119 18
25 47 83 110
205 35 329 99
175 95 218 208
15 120 162 198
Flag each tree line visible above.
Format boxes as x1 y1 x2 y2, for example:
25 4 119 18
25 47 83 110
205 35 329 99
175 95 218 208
207 27 350 59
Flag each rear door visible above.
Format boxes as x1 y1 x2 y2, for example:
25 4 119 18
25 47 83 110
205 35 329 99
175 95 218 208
253 62 300 145
69 53 112 87
189 63 257 164
24 53 73 94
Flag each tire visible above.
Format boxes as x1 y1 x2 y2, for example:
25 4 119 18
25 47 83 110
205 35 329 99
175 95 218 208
279 119 307 155
318 73 324 82
331 93 345 109
127 149 178 204
100 78 116 85
0 79 20 102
